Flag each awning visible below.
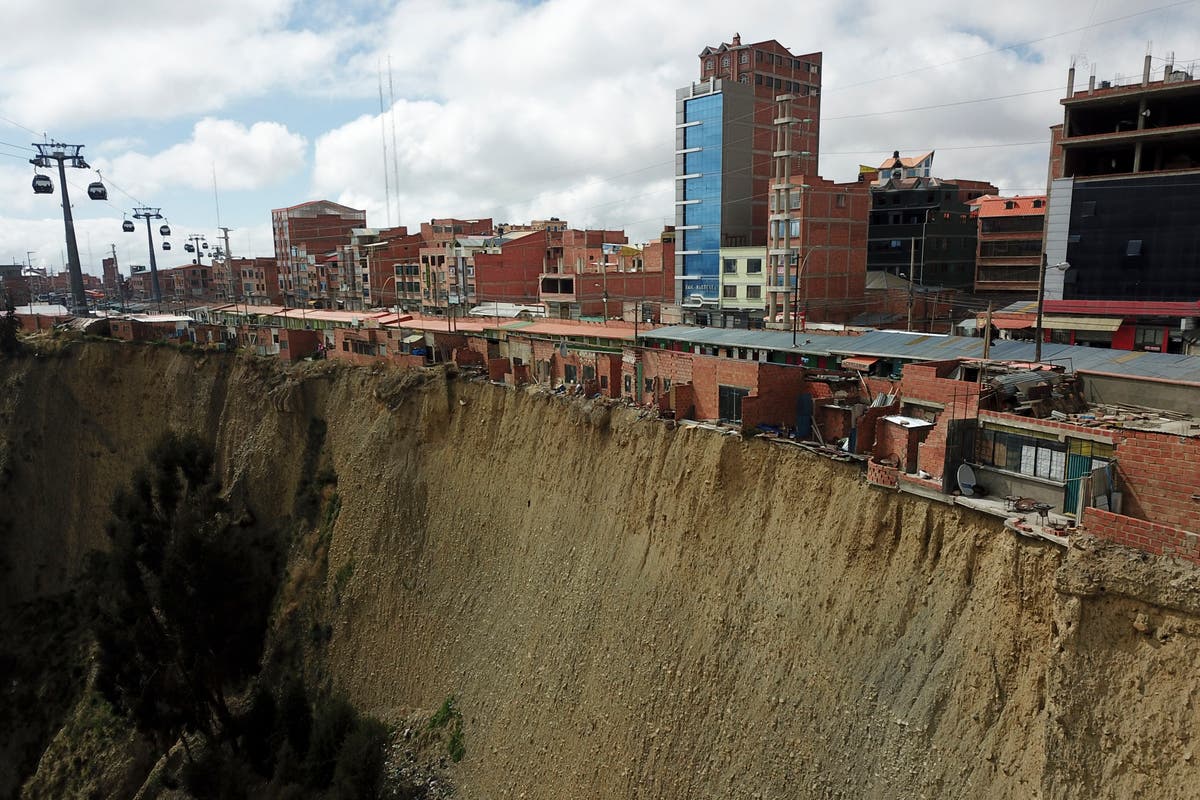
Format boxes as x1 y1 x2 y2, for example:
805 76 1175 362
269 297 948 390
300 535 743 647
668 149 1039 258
402 333 424 344
1043 315 1123 332
991 318 1035 330
840 356 878 371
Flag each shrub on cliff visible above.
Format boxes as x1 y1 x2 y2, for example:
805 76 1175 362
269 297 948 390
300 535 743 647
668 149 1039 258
0 301 20 356
90 431 281 754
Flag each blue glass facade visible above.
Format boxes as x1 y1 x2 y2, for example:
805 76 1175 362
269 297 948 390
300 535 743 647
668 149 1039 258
680 93 723 301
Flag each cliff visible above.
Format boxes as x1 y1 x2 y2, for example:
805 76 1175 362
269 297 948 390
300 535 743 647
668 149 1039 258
1 340 1197 798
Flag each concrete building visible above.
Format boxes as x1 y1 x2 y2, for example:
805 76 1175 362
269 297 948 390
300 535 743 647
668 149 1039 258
1042 55 1200 354
867 151 996 291
718 246 767 322
970 195 1046 293
271 200 366 307
676 35 823 308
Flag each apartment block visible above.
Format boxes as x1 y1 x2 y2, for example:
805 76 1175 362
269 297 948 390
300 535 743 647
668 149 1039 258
970 195 1046 293
271 200 366 307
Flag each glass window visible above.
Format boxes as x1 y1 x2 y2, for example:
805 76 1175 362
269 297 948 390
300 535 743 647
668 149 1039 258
723 258 737 274
740 52 749 64
746 258 762 273
789 220 801 237
746 285 762 299
721 55 730 67
723 285 738 298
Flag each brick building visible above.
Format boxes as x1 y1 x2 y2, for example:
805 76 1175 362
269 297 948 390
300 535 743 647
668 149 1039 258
271 200 366 307
677 34 823 305
230 257 281 305
969 195 1047 293
766 175 870 327
867 152 997 291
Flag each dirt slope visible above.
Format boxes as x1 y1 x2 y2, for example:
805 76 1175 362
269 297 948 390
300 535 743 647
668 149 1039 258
1 341 1197 798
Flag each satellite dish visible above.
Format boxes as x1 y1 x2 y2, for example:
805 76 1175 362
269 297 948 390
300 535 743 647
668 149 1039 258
957 463 977 497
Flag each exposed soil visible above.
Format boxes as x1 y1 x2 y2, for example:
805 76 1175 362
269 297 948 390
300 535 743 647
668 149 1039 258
1 339 1197 798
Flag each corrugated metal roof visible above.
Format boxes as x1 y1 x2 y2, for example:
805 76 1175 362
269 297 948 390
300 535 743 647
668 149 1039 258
641 326 1200 385
640 326 851 356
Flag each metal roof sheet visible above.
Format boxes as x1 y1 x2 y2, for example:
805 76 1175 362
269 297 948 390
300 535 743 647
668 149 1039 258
641 326 1200 385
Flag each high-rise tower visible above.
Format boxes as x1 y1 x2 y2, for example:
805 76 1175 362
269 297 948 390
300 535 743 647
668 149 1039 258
675 34 822 306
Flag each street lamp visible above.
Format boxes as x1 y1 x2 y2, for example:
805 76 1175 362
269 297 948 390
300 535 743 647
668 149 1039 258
1034 254 1071 362
792 245 830 345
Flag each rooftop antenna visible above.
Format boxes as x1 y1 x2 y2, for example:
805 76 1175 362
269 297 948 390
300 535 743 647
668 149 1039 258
377 63 393 228
388 54 402 228
212 162 222 229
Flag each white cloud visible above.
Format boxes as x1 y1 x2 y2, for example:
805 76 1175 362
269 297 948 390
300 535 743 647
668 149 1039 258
101 119 307 197
5 0 1200 274
0 0 343 128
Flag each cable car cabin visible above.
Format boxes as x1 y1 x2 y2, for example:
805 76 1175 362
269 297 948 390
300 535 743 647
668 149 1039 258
184 243 195 253
162 242 172 251
122 219 135 232
159 224 171 236
32 175 53 194
202 242 209 249
87 181 107 200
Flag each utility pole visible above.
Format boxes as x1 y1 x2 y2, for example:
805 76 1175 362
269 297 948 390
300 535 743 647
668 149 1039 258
132 207 165 303
30 143 89 315
218 226 234 300
906 238 916 332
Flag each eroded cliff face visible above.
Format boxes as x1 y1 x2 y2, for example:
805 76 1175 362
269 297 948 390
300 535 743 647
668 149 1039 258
1 341 1197 799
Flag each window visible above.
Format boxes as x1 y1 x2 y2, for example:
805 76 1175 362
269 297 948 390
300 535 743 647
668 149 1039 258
1125 239 1143 257
723 285 738 298
1080 200 1097 218
644 378 655 395
1135 327 1162 351
600 375 608 389
723 258 737 274
624 374 632 394
739 75 748 84
721 55 730 67
564 364 578 383
976 425 1067 481
739 52 749 64
583 365 595 380
836 194 846 208
746 285 762 299
755 74 763 85
746 258 762 273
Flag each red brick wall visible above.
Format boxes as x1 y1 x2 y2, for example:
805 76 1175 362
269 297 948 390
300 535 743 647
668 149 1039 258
867 459 900 488
900 362 982 481
279 329 322 362
17 313 70 332
487 358 510 382
741 364 806 430
1082 507 1199 564
855 402 899 455
1110 429 1200 531
453 347 485 367
474 232 547 304
874 418 924 473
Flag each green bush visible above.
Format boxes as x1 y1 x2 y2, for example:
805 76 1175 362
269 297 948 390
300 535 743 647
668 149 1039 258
330 717 390 800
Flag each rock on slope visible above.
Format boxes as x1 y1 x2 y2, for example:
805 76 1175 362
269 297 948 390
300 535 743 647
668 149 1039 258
0 341 1197 799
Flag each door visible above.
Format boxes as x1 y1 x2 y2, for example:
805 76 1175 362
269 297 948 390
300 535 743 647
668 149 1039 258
718 385 749 423
1063 453 1092 517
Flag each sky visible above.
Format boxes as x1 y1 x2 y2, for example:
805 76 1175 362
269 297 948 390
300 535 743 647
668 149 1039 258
2 0 1198 277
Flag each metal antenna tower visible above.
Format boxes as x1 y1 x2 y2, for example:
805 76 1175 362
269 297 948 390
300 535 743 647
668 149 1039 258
131 207 165 302
30 142 89 315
